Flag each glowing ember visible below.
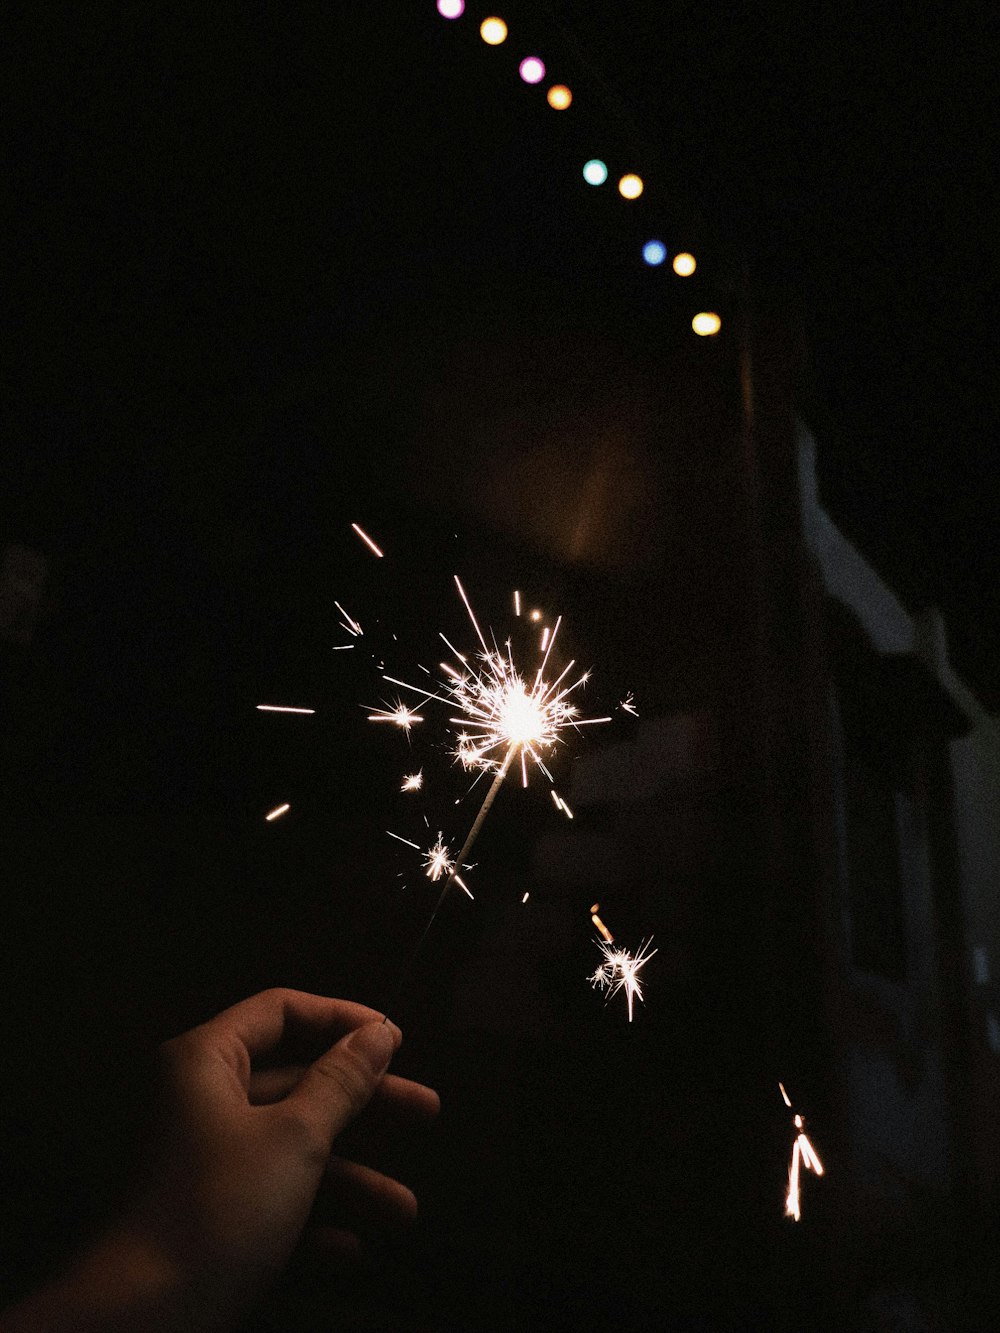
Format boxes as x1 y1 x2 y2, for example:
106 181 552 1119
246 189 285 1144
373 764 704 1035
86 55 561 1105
351 523 384 558
780 1085 824 1221
264 803 290 821
256 704 315 715
401 770 423 792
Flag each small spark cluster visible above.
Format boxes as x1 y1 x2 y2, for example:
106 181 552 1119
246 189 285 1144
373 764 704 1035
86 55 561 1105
588 903 657 1022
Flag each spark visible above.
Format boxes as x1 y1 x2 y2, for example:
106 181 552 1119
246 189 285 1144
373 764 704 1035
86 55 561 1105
351 523 384 558
619 692 639 716
265 803 290 821
367 699 424 732
256 704 316 715
332 644 355 650
387 830 473 899
522 891 530 903
589 935 657 1022
334 601 363 637
550 789 574 819
401 770 423 792
514 590 521 616
780 1085 824 1221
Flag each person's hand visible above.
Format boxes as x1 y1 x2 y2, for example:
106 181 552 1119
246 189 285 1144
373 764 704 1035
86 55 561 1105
133 988 439 1321
0 988 439 1332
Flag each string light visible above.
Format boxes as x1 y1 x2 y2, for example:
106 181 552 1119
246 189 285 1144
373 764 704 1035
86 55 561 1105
618 173 643 200
546 84 572 110
692 312 721 336
480 17 507 45
582 159 608 185
519 56 545 84
672 252 696 276
642 240 666 266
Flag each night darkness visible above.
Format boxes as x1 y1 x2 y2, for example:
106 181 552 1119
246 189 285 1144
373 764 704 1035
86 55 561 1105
2 3 998 1330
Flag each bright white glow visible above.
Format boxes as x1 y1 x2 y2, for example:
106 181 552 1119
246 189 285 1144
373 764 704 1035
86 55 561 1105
437 0 465 17
642 240 666 266
522 891 530 903
583 159 608 186
480 16 507 44
519 57 545 84
265 803 290 821
618 173 643 199
401 771 423 792
546 84 572 110
672 251 696 276
589 936 657 1022
367 700 424 732
692 312 722 336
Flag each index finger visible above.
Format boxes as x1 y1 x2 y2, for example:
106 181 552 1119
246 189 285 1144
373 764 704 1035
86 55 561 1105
194 988 396 1062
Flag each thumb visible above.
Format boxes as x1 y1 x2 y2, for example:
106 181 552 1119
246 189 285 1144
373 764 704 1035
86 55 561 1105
290 1020 401 1144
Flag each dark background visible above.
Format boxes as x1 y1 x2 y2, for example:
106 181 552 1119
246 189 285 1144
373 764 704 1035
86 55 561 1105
2 3 996 1328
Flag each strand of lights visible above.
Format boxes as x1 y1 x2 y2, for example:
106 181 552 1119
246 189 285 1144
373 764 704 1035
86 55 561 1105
434 8 718 335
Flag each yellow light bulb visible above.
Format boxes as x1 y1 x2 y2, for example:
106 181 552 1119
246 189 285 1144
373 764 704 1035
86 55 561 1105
692 312 722 336
618 173 643 200
672 252 696 276
480 17 508 45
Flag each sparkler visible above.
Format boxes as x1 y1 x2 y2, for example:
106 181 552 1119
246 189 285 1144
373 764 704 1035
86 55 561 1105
378 575 612 1009
779 1083 824 1221
587 905 656 1022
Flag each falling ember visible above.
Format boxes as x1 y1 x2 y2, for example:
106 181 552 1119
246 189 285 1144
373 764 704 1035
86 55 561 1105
540 625 550 652
514 590 521 617
334 601 363 639
522 892 530 903
265 803 290 821
780 1085 824 1221
256 704 316 715
590 903 614 942
401 771 423 792
351 523 385 558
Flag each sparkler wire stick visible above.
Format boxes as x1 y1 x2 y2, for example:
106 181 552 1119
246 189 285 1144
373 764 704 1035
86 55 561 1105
382 743 517 1020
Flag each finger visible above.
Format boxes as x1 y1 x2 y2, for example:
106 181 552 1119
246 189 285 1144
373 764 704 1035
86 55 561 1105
248 1064 308 1105
200 988 393 1062
289 1021 401 1145
250 1067 440 1122
322 1155 419 1229
354 1075 442 1129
